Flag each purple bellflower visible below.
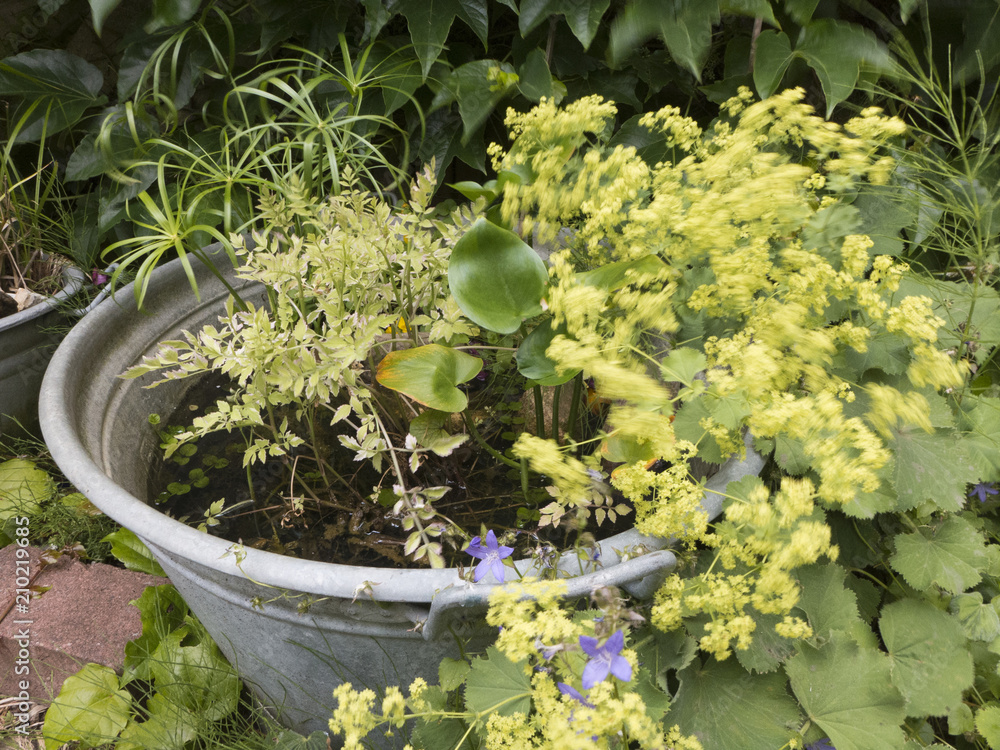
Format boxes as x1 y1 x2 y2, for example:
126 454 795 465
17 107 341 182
557 682 595 708
970 482 999 503
806 739 835 750
579 630 632 689
466 530 514 582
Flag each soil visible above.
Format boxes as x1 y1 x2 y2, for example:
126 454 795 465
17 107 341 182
149 373 628 569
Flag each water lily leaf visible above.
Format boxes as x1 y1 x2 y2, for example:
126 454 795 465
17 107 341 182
0 459 56 520
377 344 483 413
43 664 131 748
576 254 664 291
880 598 973 717
0 49 105 143
409 410 470 456
668 657 801 750
787 633 906 750
449 218 547 334
890 515 987 594
465 646 531 716
516 320 579 385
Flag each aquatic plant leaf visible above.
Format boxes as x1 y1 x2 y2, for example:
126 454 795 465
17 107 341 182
879 598 973 717
516 320 579 385
376 344 482 412
449 218 547 334
409 410 470 456
787 633 906 750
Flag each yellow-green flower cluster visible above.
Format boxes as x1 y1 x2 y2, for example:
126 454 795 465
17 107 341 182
652 478 829 658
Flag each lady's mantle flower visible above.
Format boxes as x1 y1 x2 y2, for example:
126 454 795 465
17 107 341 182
466 530 514 582
969 482 999 503
557 682 594 708
579 630 632 689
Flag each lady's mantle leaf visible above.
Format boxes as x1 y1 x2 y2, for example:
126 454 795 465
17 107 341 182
376 345 483 413
793 564 862 639
879 599 973 717
890 426 978 513
43 664 131 748
786 633 906 750
977 705 1000 750
667 658 801 750
949 591 1000 642
449 218 547 334
464 646 531 717
889 515 987 594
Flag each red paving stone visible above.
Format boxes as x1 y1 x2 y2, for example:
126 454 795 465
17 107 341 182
0 545 166 702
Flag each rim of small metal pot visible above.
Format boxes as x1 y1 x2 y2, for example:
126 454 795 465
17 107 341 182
39 250 763 604
0 264 85 333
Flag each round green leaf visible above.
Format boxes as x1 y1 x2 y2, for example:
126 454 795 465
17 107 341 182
376 344 483 412
516 320 579 385
449 218 547 334
0 458 56 521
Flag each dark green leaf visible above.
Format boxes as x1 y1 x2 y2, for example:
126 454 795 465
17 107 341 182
854 185 915 257
517 48 553 102
720 0 777 25
0 50 105 143
753 30 793 99
516 320 580 385
89 0 124 35
145 0 202 34
576 254 664 291
787 633 906 750
376 345 483 412
658 0 721 81
409 410 470 456
734 607 796 674
394 0 489 78
464 646 531 716
783 0 819 25
668 657 801 750
794 563 863 639
519 0 611 49
797 20 894 117
449 218 547 334
890 515 987 594
435 60 517 142
880 599 973 717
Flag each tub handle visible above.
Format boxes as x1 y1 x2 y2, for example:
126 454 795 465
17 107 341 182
422 548 677 640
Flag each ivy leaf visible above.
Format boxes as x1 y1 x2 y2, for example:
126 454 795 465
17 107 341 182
518 0 611 50
0 49 105 143
449 218 548 334
434 60 517 142
753 30 793 99
890 515 987 594
393 0 489 78
949 591 1000 642
464 646 531 717
787 633 907 750
43 664 132 749
667 657 801 750
797 20 894 116
376 345 483 413
879 599 973 717
890 426 978 513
